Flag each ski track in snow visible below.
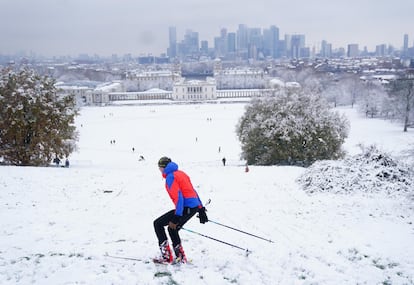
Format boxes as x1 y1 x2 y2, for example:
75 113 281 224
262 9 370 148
1 104 414 285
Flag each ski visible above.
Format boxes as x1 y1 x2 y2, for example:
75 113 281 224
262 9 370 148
104 252 145 262
152 258 191 266
105 253 192 266
152 258 171 265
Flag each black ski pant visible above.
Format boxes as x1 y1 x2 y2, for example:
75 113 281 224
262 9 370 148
154 207 198 248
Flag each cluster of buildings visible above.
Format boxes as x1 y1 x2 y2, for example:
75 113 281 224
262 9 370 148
165 25 414 62
3 25 413 107
57 59 282 105
56 55 413 106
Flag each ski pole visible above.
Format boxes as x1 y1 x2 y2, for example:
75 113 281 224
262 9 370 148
182 227 252 255
208 220 274 243
201 199 273 243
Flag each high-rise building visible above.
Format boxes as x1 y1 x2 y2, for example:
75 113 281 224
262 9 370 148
168 26 177 59
248 27 262 59
219 28 228 56
214 37 223 57
270 25 280 58
403 34 409 57
236 24 249 51
227 32 236 53
320 40 332 58
263 25 280 58
375 44 387 57
347 44 359 57
290 34 305 58
180 29 199 57
200 40 209 55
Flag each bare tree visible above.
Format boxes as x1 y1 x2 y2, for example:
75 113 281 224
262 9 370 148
387 72 414 132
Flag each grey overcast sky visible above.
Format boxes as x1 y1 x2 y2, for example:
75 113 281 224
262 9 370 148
0 0 413 57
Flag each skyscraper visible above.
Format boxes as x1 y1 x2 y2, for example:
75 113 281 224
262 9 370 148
320 40 332 58
227 32 236 53
168 26 177 59
269 25 280 58
183 29 199 55
291 34 305 58
200 40 209 55
347 44 359 57
236 24 249 51
403 34 409 57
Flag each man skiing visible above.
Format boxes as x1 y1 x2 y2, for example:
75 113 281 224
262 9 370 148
153 156 208 264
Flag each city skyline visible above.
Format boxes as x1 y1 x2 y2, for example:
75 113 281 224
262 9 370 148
0 0 413 57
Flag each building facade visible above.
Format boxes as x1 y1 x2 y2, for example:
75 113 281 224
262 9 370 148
172 77 217 100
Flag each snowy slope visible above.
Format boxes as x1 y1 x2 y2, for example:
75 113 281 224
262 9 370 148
0 103 414 285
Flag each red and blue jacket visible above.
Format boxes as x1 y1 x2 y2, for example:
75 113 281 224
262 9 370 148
162 161 203 217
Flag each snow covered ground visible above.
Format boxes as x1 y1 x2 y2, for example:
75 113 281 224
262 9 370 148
1 103 414 285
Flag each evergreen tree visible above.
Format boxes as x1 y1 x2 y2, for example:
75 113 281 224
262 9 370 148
0 68 78 166
236 90 349 166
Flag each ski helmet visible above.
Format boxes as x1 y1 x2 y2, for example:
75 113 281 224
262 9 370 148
158 156 171 168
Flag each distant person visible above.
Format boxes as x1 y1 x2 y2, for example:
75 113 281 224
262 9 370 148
139 155 145 161
65 159 70 168
53 157 61 167
222 157 226 166
153 157 208 264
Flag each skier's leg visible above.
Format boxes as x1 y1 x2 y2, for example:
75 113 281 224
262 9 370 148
153 209 175 245
168 207 198 263
168 207 198 248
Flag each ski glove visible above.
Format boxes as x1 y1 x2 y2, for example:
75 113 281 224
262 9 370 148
198 207 208 224
168 221 179 230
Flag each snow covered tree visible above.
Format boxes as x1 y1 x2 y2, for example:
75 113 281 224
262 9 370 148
387 74 414 132
358 80 388 118
236 90 349 166
0 68 78 166
321 74 365 108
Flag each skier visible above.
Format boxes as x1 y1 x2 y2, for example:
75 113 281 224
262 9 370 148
153 156 208 264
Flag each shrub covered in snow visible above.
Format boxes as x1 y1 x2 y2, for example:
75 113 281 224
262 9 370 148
298 145 414 198
236 91 349 166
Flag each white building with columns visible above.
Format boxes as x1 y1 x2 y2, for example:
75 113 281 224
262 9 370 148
172 77 217 100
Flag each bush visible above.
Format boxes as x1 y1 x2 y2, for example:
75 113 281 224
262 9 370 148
236 91 349 166
297 145 414 197
0 68 78 166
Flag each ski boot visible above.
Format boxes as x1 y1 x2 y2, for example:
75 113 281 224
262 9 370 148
153 240 173 264
173 244 187 264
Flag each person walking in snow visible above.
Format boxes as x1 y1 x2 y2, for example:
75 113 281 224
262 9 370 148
153 156 208 264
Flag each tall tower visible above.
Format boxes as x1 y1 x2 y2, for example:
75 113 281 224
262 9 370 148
168 26 177 59
236 24 248 51
227 32 236 53
269 25 279 58
403 34 409 57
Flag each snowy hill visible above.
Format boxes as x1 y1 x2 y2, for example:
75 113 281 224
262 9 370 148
1 103 414 285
